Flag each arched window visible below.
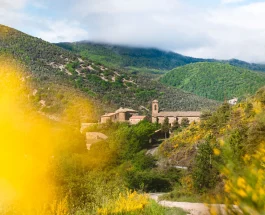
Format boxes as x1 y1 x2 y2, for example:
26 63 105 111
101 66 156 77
154 105 157 111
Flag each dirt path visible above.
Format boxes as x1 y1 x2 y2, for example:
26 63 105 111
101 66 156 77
149 194 227 215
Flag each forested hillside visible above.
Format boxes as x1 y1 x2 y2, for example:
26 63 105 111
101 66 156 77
56 42 212 71
160 62 265 101
56 42 265 72
0 24 218 124
158 87 265 214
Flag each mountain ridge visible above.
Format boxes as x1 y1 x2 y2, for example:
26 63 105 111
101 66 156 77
56 41 265 72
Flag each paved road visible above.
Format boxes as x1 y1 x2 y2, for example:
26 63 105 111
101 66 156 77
149 193 228 215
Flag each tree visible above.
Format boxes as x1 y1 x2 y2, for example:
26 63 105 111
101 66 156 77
161 117 170 138
171 120 179 132
192 141 218 192
181 117 190 128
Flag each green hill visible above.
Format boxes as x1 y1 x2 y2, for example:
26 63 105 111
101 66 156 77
160 62 265 101
0 24 218 123
56 42 265 72
157 87 265 213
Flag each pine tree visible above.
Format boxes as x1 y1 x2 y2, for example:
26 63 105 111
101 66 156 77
161 117 170 138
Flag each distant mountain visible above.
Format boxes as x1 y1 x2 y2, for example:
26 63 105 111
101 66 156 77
0 24 218 123
160 62 265 101
56 42 265 72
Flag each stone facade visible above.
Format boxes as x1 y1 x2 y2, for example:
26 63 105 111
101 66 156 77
129 115 147 125
151 100 201 125
101 107 139 123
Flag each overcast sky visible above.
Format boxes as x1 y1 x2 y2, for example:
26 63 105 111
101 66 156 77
1 0 265 62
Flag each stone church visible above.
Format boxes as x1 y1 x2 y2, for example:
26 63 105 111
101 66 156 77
151 100 201 125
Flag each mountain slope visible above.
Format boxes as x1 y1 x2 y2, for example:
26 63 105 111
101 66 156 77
0 24 218 123
160 62 265 101
56 42 265 72
56 42 214 71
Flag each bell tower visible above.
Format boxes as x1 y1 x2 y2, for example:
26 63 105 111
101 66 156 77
152 100 159 115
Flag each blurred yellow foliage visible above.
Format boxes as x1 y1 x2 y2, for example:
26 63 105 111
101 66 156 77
221 144 265 215
0 60 69 214
97 191 149 214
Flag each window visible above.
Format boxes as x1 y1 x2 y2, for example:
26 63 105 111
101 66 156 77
154 105 157 111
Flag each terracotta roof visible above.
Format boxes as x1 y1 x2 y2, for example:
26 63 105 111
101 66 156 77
130 116 146 120
115 107 138 113
153 111 201 117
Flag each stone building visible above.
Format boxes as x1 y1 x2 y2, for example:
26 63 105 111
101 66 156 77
228 98 238 106
101 107 140 123
151 100 201 125
129 115 147 125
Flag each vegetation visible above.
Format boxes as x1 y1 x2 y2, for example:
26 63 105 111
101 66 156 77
56 42 265 72
0 62 186 215
158 87 265 214
180 118 190 128
161 62 265 101
97 192 186 215
50 120 186 214
84 121 180 192
56 42 212 70
161 117 170 138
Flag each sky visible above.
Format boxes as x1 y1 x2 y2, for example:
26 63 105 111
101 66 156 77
1 0 265 63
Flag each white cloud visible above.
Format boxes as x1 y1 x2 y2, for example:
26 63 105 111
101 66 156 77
0 0 28 10
1 0 265 63
35 0 265 63
0 0 89 43
221 0 245 4
31 2 47 9
35 20 89 42
181 2 265 62
75 0 181 15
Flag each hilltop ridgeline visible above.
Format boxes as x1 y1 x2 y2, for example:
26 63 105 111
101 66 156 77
56 41 265 72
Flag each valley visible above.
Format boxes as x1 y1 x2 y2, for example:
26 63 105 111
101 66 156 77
1 21 265 215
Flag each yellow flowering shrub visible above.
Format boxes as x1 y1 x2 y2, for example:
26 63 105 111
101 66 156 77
216 143 265 215
97 191 149 215
49 196 70 215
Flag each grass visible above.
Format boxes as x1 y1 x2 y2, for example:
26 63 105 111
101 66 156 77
160 193 202 203
143 200 188 215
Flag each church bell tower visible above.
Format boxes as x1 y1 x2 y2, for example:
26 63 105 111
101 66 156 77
152 100 159 115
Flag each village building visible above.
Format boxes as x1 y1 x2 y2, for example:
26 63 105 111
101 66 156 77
228 98 238 106
129 115 147 125
101 107 145 124
151 100 201 125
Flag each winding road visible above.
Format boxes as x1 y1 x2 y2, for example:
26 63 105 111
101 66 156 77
149 193 228 215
